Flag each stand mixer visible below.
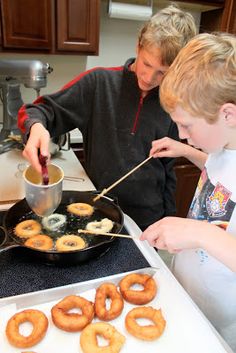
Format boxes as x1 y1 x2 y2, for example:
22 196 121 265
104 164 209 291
0 59 53 143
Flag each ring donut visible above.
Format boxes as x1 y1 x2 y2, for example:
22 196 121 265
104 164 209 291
24 234 53 251
6 309 48 348
55 235 86 251
51 295 94 332
80 322 125 353
125 306 166 340
119 273 157 305
14 220 42 239
86 218 114 233
95 283 124 321
42 213 66 231
67 203 94 217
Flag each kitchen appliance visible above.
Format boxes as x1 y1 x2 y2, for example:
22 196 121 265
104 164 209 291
0 59 53 142
23 164 64 217
0 190 124 265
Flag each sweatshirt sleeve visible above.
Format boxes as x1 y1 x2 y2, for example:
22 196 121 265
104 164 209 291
18 69 97 142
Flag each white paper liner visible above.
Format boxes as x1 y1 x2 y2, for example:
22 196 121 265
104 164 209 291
0 269 230 353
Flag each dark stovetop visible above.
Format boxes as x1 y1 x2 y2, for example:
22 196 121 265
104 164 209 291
0 212 149 299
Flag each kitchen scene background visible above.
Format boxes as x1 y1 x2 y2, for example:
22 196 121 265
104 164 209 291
0 2 201 266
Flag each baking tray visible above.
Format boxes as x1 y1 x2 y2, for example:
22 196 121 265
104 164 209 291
0 267 231 353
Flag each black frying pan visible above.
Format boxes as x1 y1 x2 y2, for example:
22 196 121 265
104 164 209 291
0 190 124 265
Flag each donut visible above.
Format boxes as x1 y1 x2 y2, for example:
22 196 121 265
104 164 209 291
24 234 53 251
6 309 48 348
119 273 157 305
86 218 114 233
67 203 94 217
125 306 166 340
42 213 66 231
55 235 86 251
14 220 42 239
51 295 94 332
95 283 124 321
80 322 125 353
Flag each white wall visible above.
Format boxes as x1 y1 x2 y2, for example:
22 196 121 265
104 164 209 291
0 2 200 124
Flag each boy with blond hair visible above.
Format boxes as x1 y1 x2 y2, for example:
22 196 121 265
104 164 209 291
141 32 236 350
19 5 196 230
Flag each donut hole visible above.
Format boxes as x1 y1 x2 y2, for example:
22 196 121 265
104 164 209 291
19 321 34 337
130 283 144 291
136 317 155 327
65 241 77 247
67 307 83 315
105 298 112 311
32 240 44 247
97 334 110 347
24 225 33 231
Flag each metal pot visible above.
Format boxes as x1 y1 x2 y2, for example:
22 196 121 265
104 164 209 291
0 190 124 265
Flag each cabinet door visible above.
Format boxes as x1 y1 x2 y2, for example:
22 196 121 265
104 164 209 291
221 0 236 33
1 0 52 49
200 0 236 33
56 0 100 54
174 163 201 218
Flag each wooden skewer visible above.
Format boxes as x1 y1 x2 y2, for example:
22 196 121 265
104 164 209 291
78 229 135 239
93 155 153 202
64 176 85 182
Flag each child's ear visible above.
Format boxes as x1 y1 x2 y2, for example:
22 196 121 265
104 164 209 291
220 103 236 127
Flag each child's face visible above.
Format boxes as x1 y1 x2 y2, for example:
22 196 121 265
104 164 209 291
134 46 169 93
171 105 228 153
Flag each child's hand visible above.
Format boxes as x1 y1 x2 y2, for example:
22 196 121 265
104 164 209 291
150 137 187 158
23 123 50 174
140 217 211 253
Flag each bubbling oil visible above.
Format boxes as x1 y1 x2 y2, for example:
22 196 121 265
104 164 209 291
11 202 117 251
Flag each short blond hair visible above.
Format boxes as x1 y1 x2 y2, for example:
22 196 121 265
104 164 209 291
138 4 197 66
160 32 236 123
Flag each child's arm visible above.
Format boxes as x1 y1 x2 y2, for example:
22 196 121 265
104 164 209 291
150 137 207 170
140 217 236 272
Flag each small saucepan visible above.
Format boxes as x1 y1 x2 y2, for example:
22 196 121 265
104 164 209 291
0 190 124 265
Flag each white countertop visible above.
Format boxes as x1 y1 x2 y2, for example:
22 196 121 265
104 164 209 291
0 148 94 210
69 128 83 144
